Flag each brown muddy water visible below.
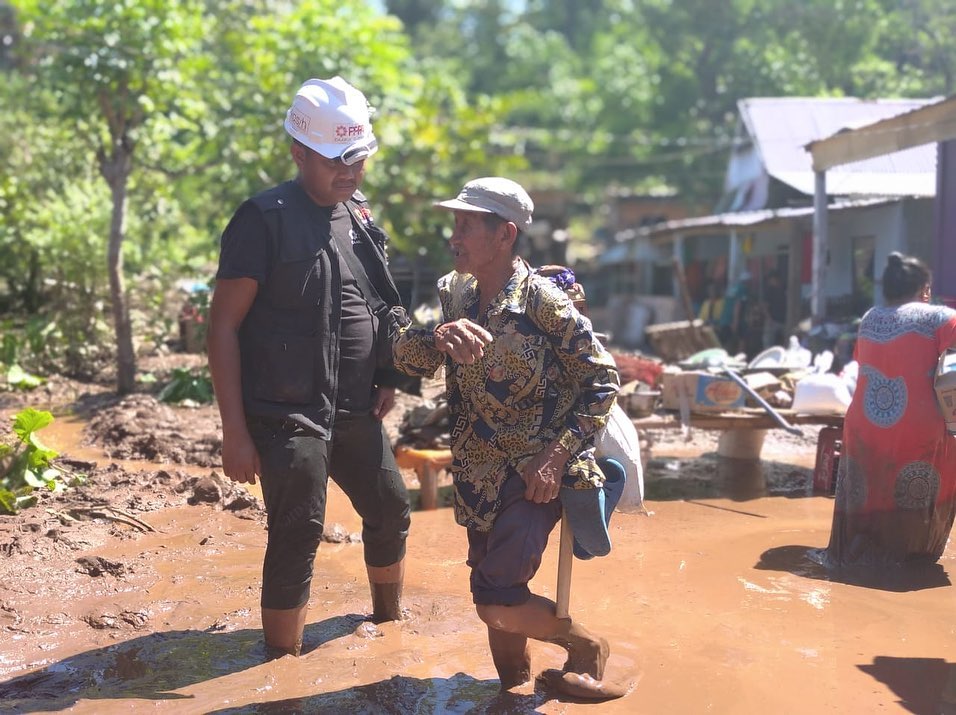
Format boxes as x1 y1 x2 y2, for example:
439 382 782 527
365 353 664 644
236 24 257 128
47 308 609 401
1 419 955 714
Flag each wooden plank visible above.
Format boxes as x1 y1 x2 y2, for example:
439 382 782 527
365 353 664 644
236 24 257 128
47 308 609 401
808 95 956 171
633 409 844 432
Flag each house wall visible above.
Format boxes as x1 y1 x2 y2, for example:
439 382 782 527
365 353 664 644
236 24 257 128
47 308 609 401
823 204 898 308
740 225 793 259
903 197 936 263
822 199 933 310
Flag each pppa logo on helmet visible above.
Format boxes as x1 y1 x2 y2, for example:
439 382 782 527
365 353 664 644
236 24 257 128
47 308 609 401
333 124 367 143
284 76 378 163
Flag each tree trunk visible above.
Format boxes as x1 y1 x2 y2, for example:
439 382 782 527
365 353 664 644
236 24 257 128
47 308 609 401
104 151 136 394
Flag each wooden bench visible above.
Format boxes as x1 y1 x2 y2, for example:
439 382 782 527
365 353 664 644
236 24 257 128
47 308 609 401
394 446 453 511
632 409 845 459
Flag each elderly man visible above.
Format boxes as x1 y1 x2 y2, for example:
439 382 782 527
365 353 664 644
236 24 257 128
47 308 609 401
393 177 626 699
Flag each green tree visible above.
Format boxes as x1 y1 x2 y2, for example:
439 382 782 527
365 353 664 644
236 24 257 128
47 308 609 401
13 0 206 392
403 0 956 207
201 0 518 272
384 0 443 35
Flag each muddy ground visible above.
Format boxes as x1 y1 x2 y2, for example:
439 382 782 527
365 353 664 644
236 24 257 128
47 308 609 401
1 354 954 713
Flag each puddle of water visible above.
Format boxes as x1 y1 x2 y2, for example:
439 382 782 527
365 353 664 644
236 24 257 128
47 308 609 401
645 454 816 501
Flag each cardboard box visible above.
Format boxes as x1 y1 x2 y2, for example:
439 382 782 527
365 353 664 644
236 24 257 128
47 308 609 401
935 349 956 434
661 370 747 412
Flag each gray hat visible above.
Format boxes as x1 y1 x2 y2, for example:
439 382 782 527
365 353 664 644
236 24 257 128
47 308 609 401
435 177 534 229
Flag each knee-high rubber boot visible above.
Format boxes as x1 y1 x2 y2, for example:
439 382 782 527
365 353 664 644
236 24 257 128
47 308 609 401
545 617 610 679
261 604 308 658
367 559 404 623
487 625 531 690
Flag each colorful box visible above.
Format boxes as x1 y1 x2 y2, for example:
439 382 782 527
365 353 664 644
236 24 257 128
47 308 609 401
661 370 747 413
935 349 956 434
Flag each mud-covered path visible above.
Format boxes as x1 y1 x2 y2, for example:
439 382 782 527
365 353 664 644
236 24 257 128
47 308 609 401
1 377 955 712
3 475 955 713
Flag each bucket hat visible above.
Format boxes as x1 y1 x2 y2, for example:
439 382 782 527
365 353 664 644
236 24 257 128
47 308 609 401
561 457 627 560
435 177 534 229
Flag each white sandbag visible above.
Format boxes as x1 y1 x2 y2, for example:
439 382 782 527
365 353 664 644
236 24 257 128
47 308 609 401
595 403 644 510
791 372 852 415
841 360 859 397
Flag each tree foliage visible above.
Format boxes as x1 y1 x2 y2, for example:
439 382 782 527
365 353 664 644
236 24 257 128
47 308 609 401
1 0 954 382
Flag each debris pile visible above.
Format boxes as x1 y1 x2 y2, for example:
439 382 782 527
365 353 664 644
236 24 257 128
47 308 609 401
394 399 450 450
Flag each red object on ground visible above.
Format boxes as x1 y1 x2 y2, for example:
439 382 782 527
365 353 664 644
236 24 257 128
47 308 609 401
813 426 841 494
611 352 665 388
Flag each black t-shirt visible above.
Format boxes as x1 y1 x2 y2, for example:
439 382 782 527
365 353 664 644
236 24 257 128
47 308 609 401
328 203 377 412
216 202 272 284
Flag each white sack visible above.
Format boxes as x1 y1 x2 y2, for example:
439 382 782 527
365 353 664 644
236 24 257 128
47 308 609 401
791 372 852 415
595 402 645 510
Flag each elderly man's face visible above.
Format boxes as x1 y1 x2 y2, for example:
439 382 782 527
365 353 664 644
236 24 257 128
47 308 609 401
447 211 510 277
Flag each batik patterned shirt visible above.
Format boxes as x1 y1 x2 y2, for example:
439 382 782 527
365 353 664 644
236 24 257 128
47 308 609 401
393 259 620 531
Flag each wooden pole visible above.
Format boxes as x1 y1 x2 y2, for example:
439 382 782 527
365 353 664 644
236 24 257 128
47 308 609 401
555 511 573 619
811 170 828 325
672 257 702 348
419 463 438 511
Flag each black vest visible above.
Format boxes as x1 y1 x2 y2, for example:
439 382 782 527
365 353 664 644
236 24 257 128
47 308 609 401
237 181 403 435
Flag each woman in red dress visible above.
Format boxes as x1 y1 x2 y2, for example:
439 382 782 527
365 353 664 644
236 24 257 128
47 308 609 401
823 252 956 566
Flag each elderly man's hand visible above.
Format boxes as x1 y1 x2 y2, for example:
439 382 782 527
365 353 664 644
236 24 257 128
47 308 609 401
434 319 493 364
520 440 571 503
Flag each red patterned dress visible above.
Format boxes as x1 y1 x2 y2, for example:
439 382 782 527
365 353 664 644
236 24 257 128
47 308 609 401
825 301 956 565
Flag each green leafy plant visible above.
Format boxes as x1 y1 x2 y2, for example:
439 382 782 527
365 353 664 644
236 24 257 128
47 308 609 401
158 366 214 405
0 408 84 515
6 364 45 390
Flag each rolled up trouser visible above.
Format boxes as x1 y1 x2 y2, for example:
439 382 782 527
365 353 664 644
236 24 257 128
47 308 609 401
249 414 410 610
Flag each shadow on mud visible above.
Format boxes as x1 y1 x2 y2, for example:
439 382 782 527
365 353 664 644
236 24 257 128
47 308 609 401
208 672 553 714
0 615 363 711
645 455 815 502
858 656 956 715
754 544 952 592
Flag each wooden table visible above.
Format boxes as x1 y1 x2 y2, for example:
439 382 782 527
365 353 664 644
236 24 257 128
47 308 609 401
394 446 453 510
633 409 845 459
396 410 846 509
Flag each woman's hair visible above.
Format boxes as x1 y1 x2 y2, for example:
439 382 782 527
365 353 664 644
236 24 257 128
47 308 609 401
882 252 931 302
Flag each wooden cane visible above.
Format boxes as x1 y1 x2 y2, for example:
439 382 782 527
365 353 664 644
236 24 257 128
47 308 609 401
555 511 573 619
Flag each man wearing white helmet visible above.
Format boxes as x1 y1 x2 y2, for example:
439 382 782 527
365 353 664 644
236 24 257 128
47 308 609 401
207 77 412 658
392 178 626 700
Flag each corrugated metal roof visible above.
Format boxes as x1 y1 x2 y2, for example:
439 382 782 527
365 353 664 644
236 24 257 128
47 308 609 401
739 97 939 196
631 198 896 240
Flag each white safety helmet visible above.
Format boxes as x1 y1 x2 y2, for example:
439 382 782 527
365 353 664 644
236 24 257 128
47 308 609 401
284 76 378 166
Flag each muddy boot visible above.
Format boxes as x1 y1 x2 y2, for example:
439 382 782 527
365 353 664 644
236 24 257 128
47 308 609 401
488 626 531 691
369 582 403 623
536 669 629 701
547 618 609 679
367 560 405 623
261 604 308 658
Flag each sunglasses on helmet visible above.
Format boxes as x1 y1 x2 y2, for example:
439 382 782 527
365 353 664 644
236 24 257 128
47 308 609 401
339 136 378 166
